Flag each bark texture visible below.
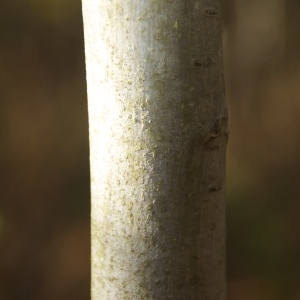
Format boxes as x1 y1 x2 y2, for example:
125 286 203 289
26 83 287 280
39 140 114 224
82 0 227 299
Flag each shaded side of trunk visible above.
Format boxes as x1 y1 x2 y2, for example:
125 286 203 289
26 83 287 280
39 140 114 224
82 0 227 299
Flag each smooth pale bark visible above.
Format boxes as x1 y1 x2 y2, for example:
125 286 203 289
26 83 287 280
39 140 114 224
82 0 227 299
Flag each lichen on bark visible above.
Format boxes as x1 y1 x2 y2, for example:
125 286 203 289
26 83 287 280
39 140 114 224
82 0 227 299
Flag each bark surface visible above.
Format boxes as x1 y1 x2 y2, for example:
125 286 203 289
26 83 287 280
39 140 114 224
82 0 227 299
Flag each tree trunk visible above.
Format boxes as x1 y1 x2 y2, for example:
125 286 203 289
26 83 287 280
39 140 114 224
82 0 227 299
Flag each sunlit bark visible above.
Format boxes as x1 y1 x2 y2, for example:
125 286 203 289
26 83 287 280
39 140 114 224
82 1 227 298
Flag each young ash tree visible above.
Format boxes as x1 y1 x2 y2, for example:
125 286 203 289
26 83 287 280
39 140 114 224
82 0 227 299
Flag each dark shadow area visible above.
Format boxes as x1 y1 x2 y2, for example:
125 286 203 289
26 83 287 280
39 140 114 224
223 0 300 299
0 1 90 299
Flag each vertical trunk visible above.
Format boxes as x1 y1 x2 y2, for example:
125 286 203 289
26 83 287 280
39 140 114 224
82 0 227 299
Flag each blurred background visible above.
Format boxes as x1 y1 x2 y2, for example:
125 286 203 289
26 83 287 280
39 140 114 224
1 0 300 299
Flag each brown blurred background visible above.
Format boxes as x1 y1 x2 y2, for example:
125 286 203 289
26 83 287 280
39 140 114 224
1 0 300 299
